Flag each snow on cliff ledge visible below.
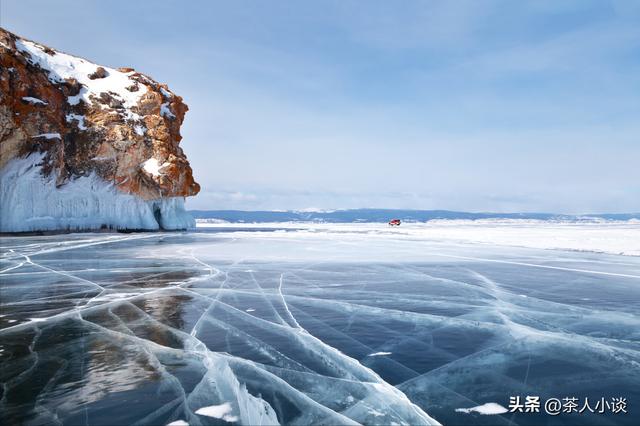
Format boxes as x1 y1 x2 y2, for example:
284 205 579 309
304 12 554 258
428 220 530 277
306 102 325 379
0 28 199 232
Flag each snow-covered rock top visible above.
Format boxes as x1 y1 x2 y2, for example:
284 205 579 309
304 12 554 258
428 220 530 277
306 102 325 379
0 27 199 232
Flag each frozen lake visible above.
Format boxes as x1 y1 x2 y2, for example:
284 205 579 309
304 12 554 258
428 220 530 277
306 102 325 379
1 223 639 425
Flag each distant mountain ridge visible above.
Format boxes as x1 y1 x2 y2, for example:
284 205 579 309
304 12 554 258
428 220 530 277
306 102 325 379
189 209 640 223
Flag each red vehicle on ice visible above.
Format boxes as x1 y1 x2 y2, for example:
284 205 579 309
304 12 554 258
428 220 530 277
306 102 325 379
388 219 401 226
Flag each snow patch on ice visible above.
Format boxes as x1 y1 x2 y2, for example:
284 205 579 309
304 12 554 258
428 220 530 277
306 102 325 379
368 351 392 357
455 402 508 415
195 402 238 422
166 421 188 426
368 408 385 417
0 154 194 232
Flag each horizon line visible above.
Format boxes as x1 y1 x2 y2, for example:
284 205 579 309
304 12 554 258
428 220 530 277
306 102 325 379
187 208 640 216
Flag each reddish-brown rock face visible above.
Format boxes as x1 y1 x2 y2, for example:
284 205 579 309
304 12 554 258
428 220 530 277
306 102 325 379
0 27 200 202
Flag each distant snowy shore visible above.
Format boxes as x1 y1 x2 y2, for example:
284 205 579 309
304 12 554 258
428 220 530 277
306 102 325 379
196 219 640 256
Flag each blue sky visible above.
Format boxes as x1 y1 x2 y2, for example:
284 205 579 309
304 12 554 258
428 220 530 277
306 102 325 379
3 0 639 212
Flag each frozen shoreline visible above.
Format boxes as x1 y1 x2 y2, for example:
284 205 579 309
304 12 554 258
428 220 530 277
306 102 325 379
196 219 640 256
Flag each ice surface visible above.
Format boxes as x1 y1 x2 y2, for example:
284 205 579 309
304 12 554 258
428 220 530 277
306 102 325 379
0 154 194 232
1 225 639 425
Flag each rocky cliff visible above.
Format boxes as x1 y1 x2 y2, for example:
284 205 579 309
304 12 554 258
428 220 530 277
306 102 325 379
0 28 200 232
